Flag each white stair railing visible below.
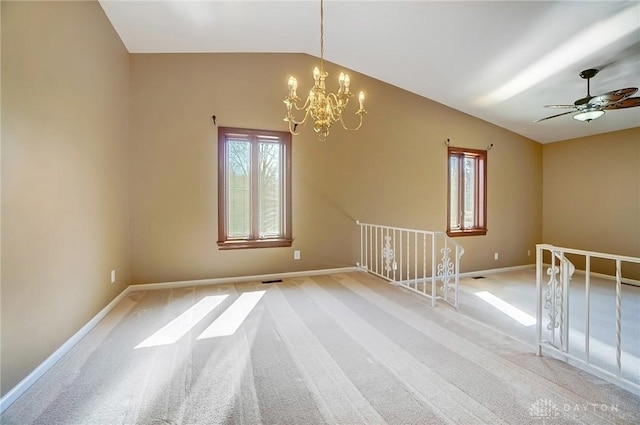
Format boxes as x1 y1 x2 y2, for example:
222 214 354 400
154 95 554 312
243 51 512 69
536 244 640 395
357 221 464 309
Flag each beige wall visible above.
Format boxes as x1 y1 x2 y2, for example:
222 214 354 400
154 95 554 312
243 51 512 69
129 53 543 284
543 128 640 278
1 1 130 395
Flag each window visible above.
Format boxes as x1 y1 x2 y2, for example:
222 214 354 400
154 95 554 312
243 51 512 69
447 146 487 236
218 127 292 249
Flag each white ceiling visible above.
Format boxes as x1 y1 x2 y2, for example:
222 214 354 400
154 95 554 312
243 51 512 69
99 0 640 144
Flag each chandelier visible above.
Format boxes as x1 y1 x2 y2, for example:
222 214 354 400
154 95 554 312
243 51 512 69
283 0 366 141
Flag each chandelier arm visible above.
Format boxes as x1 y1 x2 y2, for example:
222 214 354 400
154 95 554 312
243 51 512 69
285 97 312 112
288 109 313 135
326 92 339 104
292 101 311 112
287 108 311 127
326 92 350 109
339 113 365 131
288 120 302 136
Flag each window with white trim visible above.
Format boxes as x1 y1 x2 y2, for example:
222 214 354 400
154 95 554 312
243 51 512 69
218 127 292 249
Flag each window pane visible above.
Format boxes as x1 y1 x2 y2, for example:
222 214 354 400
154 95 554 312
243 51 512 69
258 140 281 237
449 156 459 229
463 156 476 228
227 139 251 238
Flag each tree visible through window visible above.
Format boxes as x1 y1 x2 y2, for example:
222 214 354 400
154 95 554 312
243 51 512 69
447 146 487 236
218 127 292 249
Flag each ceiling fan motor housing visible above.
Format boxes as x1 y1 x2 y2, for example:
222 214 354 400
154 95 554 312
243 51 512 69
579 68 599 80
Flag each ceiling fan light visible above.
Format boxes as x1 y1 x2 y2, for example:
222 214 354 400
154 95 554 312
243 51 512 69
573 110 605 122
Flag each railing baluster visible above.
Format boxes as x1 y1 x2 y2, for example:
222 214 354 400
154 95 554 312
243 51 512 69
443 237 449 302
454 242 460 311
390 228 394 281
551 252 557 348
615 259 622 376
561 251 570 354
359 222 364 269
406 231 410 288
423 233 427 296
368 226 372 274
413 232 420 293
368 226 371 270
399 230 403 284
585 255 591 364
384 227 389 279
375 226 379 276
431 233 436 307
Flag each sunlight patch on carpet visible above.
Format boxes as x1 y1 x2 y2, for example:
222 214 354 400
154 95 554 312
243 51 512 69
135 295 229 348
474 291 536 326
197 290 266 339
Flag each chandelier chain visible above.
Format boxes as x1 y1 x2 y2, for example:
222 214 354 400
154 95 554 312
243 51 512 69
320 0 324 71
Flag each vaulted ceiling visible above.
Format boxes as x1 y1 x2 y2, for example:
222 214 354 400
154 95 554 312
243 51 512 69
99 0 640 143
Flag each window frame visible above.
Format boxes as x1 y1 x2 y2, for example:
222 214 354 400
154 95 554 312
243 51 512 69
217 127 292 250
446 146 487 237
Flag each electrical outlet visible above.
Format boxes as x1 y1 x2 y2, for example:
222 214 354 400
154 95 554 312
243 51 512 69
110 269 116 284
527 250 531 257
494 252 499 261
294 250 301 260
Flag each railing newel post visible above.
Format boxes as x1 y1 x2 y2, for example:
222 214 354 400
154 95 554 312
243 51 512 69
536 244 543 356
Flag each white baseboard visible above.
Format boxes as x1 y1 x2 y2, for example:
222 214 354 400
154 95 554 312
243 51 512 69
0 286 132 413
459 263 535 278
458 263 640 287
573 269 640 287
0 266 358 413
131 266 359 292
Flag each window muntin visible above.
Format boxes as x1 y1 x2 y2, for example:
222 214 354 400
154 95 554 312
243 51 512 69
447 147 487 236
218 127 292 249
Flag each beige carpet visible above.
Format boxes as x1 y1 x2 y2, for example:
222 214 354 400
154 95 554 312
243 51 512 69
2 272 639 424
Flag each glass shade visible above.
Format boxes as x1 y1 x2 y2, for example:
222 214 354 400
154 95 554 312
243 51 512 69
573 110 605 122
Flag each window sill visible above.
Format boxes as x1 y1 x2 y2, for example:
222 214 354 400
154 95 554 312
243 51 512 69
217 239 293 250
446 229 487 237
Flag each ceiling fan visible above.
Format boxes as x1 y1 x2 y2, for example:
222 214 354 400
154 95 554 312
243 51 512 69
535 68 640 123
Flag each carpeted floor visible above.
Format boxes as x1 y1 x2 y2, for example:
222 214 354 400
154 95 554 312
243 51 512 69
455 267 640 387
2 271 639 424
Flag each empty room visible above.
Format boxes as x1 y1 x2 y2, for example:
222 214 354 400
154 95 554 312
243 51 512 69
1 1 639 424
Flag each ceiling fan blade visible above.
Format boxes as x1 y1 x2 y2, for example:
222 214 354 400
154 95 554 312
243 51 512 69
534 110 576 123
588 87 637 107
544 104 576 109
602 97 640 110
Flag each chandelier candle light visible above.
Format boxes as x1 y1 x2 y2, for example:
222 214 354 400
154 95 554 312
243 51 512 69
283 0 366 141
